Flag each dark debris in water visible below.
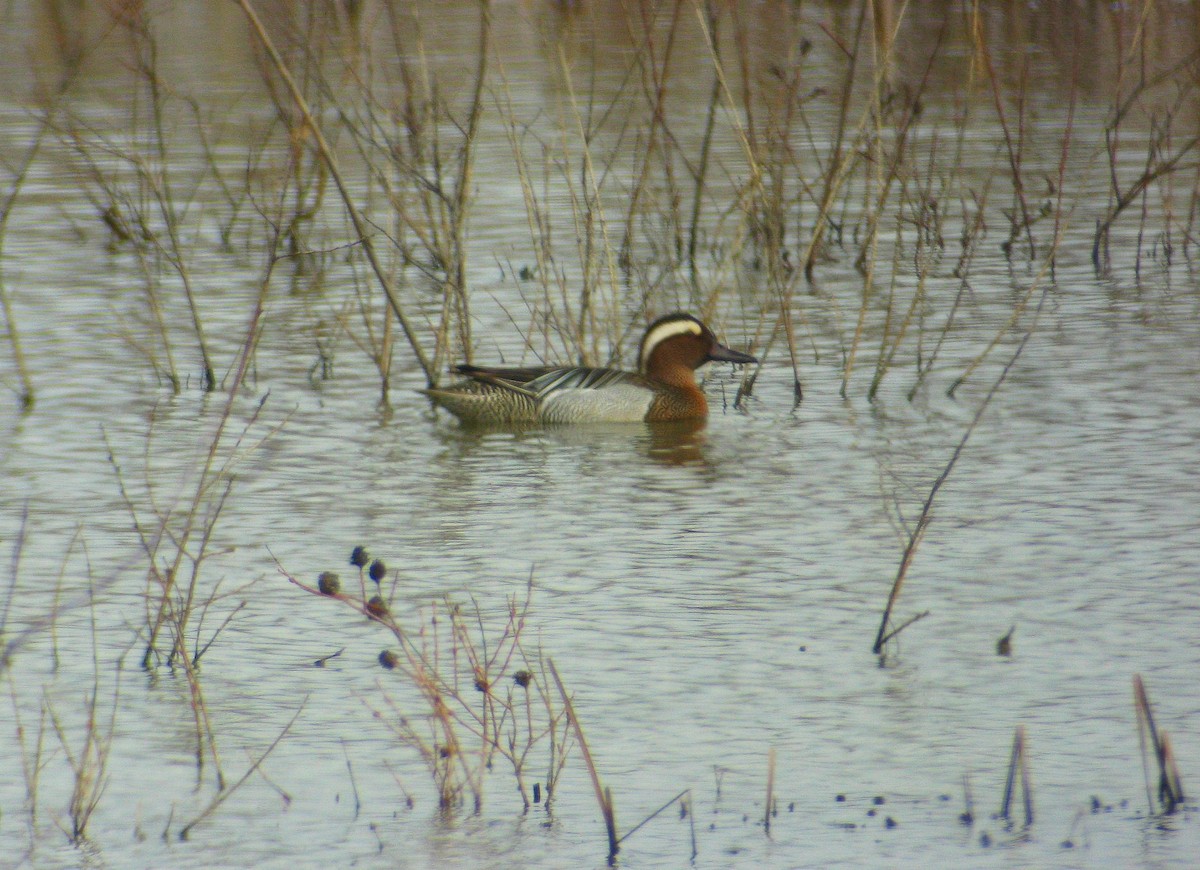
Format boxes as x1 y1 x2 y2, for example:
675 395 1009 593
1090 794 1117 813
997 625 1015 656
313 648 344 667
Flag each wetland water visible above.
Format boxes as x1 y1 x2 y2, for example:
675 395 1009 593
2 2 1199 867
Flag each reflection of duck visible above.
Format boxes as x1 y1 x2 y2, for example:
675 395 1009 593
535 417 711 466
423 313 756 425
644 417 709 467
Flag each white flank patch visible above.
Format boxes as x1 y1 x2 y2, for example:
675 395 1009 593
639 317 703 370
541 384 653 423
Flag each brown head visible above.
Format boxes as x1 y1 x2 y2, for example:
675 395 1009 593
638 313 756 420
638 312 757 385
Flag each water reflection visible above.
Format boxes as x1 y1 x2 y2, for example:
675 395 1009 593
428 415 712 468
639 417 708 467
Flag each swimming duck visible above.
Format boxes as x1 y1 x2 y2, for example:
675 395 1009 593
423 312 757 424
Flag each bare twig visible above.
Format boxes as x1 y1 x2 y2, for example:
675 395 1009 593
548 658 618 861
999 725 1033 827
1134 675 1185 814
234 0 435 384
873 286 1049 654
178 698 307 839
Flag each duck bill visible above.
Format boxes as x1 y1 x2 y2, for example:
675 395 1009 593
707 343 757 365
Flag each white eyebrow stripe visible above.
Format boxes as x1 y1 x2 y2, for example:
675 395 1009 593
639 318 703 370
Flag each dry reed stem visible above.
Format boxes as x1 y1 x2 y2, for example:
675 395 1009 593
1093 4 1200 272
235 0 436 385
873 282 1050 654
5 529 142 846
0 123 50 411
2 516 137 679
286 560 566 812
552 42 628 364
134 195 286 667
45 691 112 842
0 505 30 671
863 29 951 399
975 18 1037 261
44 591 120 843
1134 674 1185 814
873 141 1080 650
178 699 306 840
847 2 929 397
0 0 95 410
548 657 618 861
8 680 48 856
999 724 1034 827
686 5 722 290
123 11 215 390
445 1 492 364
764 745 776 834
617 788 690 850
687 788 698 859
960 772 974 825
106 210 288 793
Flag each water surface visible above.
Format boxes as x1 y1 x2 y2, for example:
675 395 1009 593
2 2 1198 868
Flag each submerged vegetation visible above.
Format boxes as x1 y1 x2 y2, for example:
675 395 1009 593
1 0 1198 864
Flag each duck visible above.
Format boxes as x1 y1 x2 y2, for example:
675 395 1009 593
422 312 757 425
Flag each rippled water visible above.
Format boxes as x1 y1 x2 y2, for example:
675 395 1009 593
3 2 1199 868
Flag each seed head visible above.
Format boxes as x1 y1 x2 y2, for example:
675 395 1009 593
317 572 341 596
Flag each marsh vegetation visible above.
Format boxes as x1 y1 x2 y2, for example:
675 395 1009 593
2 1 1198 866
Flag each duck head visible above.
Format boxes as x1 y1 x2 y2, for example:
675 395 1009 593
638 312 757 383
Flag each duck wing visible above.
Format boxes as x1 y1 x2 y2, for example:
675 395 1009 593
524 366 640 397
454 364 641 398
452 364 556 396
428 365 653 424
